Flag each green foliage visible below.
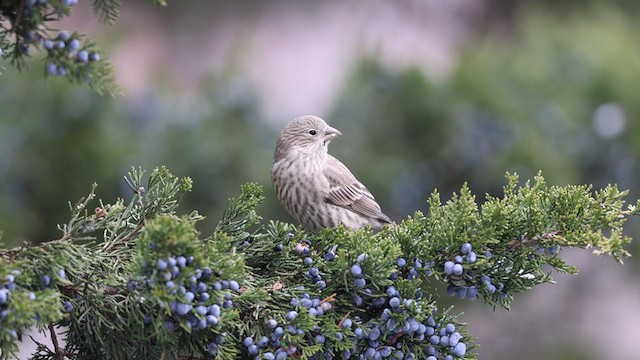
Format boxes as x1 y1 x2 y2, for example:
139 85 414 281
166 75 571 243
404 172 633 308
92 0 122 24
216 183 265 244
125 215 245 359
0 167 194 358
1 168 635 359
0 264 63 357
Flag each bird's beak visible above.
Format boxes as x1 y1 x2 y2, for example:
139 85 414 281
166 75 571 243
324 126 342 143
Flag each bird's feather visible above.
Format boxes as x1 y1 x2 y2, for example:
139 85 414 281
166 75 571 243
323 155 391 223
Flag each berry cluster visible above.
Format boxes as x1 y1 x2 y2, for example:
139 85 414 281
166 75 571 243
40 268 76 312
343 284 468 359
243 316 301 359
239 236 344 359
534 245 559 257
247 232 473 359
242 334 271 357
290 293 333 318
239 294 332 360
294 236 339 290
0 270 46 339
443 243 477 276
441 243 511 301
291 235 337 260
340 252 470 359
478 275 504 298
442 243 479 300
392 257 433 281
350 253 368 289
352 255 432 308
1 272 19 312
422 321 468 359
1 0 119 93
237 231 340 359
44 31 100 76
11 0 79 56
0 272 20 340
40 268 67 289
130 253 242 356
2 268 68 322
303 256 327 290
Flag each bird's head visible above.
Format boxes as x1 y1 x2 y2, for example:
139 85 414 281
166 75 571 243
275 115 342 160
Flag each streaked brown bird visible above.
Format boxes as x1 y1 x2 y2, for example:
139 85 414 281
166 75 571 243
271 115 391 232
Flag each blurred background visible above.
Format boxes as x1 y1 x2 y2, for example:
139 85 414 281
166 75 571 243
2 0 640 358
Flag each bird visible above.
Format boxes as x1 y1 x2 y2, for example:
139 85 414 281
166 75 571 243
271 115 391 232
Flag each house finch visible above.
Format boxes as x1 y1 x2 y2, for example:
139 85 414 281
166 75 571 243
271 115 391 232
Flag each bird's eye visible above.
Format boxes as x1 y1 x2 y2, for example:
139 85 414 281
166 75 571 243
308 130 317 136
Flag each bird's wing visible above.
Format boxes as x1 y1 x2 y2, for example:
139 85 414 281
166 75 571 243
323 156 391 223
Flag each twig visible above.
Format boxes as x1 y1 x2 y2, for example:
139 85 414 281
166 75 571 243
0 234 83 258
337 311 352 328
102 222 145 252
320 293 337 305
508 230 562 250
13 0 25 32
389 330 405 344
49 324 63 360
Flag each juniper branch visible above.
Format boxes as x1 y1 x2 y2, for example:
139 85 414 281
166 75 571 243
0 169 636 359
